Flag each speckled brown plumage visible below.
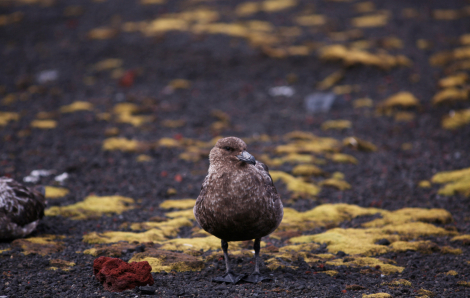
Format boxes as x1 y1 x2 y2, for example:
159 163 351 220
193 137 283 283
0 177 46 239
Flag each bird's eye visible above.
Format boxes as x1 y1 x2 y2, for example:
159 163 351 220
224 146 233 151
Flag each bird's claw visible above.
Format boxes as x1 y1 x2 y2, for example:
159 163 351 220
212 272 246 284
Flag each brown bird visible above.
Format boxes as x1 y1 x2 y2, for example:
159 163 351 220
0 177 46 239
194 137 283 283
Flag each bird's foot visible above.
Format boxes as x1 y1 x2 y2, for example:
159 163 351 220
212 271 246 284
242 273 271 283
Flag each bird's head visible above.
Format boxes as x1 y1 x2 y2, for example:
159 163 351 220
210 137 256 167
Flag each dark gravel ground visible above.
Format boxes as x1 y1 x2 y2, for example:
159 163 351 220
1 0 470 297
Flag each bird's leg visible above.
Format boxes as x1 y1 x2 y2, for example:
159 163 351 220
212 239 245 284
243 238 271 283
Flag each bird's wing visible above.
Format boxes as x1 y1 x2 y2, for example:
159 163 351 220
255 161 280 202
0 178 46 227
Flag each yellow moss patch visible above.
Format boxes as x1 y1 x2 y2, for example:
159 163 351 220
442 109 470 130
31 119 57 129
291 228 392 256
45 186 69 199
0 111 19 126
319 44 409 70
394 111 415 122
159 235 241 252
457 281 470 287
129 217 192 231
328 257 404 275
160 199 196 210
82 242 141 257
389 240 439 254
112 102 153 127
157 137 181 147
431 167 470 197
129 249 204 272
276 135 341 154
362 294 392 298
432 88 468 105
278 243 320 252
352 13 388 28
382 279 412 286
168 79 191 90
0 248 10 253
363 208 453 227
47 259 76 271
270 171 320 197
321 120 351 130
102 137 140 151
161 119 186 128
84 228 178 244
317 70 344 90
59 101 93 113
11 235 65 256
381 222 453 238
292 164 324 176
418 180 431 188
321 270 338 276
294 14 326 26
45 195 134 220
451 234 470 244
259 154 323 167
353 98 373 108
319 178 351 190
446 270 458 276
440 246 462 255
417 289 435 297
280 203 384 232
343 137 377 151
328 153 358 164
165 209 194 219
136 154 152 162
377 91 420 111
439 73 468 88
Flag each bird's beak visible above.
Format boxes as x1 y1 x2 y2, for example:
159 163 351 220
237 150 256 165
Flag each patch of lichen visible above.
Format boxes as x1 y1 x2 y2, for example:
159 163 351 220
362 293 392 298
442 109 470 130
265 257 297 271
417 289 435 297
160 199 196 209
159 235 242 252
0 111 19 126
129 217 193 231
279 204 385 232
31 119 57 129
381 279 412 286
165 209 194 219
319 178 351 190
83 228 176 244
451 234 470 244
11 235 65 256
102 137 141 151
45 186 69 199
377 91 420 113
440 246 462 255
321 120 352 130
343 137 377 151
362 208 453 227
431 167 470 197
275 136 341 154
290 228 394 256
113 102 152 127
389 240 439 254
258 154 324 167
270 171 320 197
59 101 94 113
82 242 141 257
45 195 134 220
327 153 358 164
278 243 320 252
321 270 338 276
47 259 76 271
129 248 204 272
291 164 324 176
327 257 404 275
381 222 454 238
446 270 458 276
457 281 470 287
